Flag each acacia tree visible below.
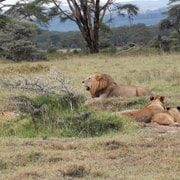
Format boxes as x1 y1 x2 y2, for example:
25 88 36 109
159 0 180 34
3 0 139 53
0 15 44 61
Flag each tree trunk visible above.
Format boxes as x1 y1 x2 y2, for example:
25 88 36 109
87 39 99 54
72 0 100 54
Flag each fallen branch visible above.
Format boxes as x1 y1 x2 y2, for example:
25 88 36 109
0 69 76 97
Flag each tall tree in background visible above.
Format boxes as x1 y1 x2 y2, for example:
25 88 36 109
159 0 180 34
0 0 45 61
0 15 44 61
3 0 139 53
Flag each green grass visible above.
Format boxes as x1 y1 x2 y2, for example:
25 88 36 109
0 52 180 179
0 94 137 138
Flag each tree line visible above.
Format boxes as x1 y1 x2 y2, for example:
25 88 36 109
36 24 170 51
0 0 179 61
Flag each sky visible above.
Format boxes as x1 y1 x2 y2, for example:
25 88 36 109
4 0 167 4
2 0 169 11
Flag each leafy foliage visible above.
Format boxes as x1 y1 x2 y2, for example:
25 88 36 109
4 0 50 25
36 24 160 50
159 0 180 34
3 0 139 53
0 70 125 138
0 15 45 61
153 0 180 52
0 94 124 137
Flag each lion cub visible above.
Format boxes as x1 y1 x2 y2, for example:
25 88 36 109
151 106 180 126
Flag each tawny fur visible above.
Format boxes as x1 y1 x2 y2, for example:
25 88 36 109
82 72 153 105
113 96 167 123
0 111 17 119
151 106 180 126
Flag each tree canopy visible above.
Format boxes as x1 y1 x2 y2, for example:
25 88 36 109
159 0 180 34
157 0 180 52
3 0 139 53
0 15 44 61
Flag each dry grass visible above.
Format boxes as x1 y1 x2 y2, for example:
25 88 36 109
0 129 180 179
0 52 180 179
0 53 180 101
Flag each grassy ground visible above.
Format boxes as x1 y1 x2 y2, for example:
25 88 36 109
0 52 180 179
0 52 179 102
0 128 180 179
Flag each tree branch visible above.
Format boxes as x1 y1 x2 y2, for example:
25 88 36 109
0 70 76 97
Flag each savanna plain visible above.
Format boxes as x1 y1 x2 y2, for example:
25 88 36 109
0 52 180 179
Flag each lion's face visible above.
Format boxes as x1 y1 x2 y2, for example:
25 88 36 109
82 73 101 91
82 73 115 98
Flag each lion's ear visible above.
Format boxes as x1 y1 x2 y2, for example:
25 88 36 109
177 106 180 110
95 73 102 81
167 107 171 110
150 96 154 101
159 96 165 103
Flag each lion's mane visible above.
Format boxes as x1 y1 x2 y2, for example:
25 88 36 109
82 72 153 105
89 73 116 98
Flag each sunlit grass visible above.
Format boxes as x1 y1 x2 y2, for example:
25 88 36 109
0 52 180 179
0 130 180 179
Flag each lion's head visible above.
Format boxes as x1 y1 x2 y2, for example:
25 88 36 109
151 106 180 126
82 73 116 97
149 95 167 110
167 106 180 122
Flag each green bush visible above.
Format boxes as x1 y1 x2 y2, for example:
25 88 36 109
59 111 123 137
47 46 57 53
0 94 126 137
32 95 123 137
0 15 45 61
100 45 117 54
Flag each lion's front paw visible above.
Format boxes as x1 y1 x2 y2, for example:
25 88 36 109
85 99 95 105
85 97 100 106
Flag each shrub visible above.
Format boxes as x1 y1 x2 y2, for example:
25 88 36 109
0 15 45 61
59 111 123 137
47 46 57 53
0 94 124 138
100 45 117 54
32 95 123 137
0 71 132 138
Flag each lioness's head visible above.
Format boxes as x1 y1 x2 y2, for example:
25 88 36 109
150 95 167 109
82 73 116 97
167 106 180 122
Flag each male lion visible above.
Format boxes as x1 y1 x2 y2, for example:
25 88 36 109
82 72 153 105
113 96 167 123
151 106 180 126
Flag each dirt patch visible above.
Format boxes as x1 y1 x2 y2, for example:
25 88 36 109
152 125 180 134
86 96 148 111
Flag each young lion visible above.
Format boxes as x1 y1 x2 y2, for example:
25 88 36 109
151 106 180 126
82 72 153 105
113 96 167 123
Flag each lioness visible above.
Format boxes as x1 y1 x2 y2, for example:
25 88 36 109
151 106 180 126
82 72 153 105
113 96 167 123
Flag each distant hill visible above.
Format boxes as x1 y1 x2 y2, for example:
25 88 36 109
45 7 167 32
120 0 169 11
104 8 167 28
